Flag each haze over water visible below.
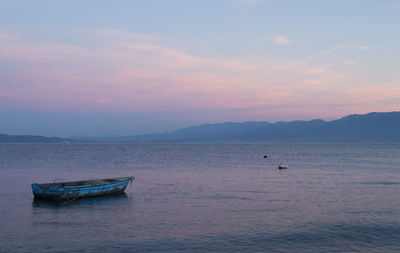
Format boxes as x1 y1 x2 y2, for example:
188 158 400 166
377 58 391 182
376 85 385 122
1 143 399 252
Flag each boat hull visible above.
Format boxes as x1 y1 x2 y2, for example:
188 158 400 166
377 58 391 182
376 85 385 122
32 177 134 201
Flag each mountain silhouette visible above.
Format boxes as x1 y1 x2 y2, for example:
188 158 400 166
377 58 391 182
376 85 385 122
0 134 70 143
84 111 400 142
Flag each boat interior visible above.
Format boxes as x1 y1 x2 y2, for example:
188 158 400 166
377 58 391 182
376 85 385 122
39 178 122 188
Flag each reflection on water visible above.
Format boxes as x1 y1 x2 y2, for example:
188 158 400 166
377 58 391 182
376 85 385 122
31 193 133 231
32 192 129 208
0 143 399 252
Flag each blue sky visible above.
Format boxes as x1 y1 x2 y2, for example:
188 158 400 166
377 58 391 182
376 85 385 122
0 0 399 136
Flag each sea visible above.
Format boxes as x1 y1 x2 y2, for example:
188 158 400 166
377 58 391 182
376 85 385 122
0 143 399 252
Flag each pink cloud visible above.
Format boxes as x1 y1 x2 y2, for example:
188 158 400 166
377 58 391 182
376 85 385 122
0 30 21 42
273 35 290 45
0 30 398 121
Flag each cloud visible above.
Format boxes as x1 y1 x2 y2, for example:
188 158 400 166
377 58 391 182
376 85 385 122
236 0 264 5
359 45 371 50
0 30 397 121
273 35 290 45
66 29 159 42
0 30 21 42
97 98 111 104
333 44 347 50
333 44 372 51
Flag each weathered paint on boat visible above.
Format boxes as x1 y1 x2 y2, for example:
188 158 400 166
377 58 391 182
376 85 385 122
32 176 134 201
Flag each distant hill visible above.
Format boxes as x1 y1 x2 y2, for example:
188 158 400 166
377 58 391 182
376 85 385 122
75 111 400 142
0 134 70 143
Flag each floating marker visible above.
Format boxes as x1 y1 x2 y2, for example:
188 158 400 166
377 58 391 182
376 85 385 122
278 164 288 169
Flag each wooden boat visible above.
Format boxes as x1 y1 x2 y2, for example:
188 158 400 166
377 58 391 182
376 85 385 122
32 176 134 201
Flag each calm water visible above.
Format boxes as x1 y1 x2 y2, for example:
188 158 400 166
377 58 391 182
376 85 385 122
0 143 399 252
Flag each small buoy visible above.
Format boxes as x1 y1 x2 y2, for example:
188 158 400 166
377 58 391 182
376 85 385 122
278 164 288 169
264 155 268 158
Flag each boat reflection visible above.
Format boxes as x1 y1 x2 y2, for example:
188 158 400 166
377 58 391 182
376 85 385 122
32 192 131 208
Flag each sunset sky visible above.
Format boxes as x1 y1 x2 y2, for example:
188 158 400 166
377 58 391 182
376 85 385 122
1 0 399 136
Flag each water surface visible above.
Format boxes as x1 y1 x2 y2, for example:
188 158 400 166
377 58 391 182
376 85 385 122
0 143 399 252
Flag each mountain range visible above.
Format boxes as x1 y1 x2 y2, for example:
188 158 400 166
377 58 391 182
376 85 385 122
74 111 400 142
1 111 399 143
0 134 70 143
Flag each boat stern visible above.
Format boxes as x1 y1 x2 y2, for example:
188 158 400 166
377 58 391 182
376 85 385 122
32 183 64 200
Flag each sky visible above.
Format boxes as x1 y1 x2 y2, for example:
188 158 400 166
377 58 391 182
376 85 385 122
1 0 399 137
